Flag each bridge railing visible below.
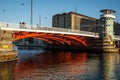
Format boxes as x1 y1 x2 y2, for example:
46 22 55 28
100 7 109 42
36 26 98 36
0 22 98 37
114 36 120 40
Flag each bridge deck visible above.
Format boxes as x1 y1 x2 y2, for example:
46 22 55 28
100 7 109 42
0 22 120 40
0 22 98 38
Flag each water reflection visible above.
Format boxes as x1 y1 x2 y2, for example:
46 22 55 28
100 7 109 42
0 49 120 80
14 51 87 80
102 53 118 80
0 61 16 80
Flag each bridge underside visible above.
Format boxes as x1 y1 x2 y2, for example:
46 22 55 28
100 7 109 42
13 32 88 47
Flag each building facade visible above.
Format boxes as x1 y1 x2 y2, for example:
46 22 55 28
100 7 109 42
52 12 97 32
52 11 120 35
114 22 120 35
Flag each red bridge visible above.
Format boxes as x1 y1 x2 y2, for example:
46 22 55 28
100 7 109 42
0 22 99 48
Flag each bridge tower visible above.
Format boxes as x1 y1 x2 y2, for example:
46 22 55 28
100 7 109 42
100 9 115 41
99 9 118 52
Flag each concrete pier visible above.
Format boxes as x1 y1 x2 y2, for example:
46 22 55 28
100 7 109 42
88 37 119 53
0 30 17 62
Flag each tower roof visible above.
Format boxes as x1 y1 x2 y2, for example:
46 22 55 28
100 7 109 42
100 9 116 13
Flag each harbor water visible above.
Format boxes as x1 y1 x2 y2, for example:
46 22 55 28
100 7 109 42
0 48 120 80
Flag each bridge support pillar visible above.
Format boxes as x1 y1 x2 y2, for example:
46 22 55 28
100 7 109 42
88 37 118 53
0 30 17 62
99 9 119 53
101 37 118 53
88 9 119 53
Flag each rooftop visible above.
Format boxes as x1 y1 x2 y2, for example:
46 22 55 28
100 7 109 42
53 11 97 20
100 9 116 13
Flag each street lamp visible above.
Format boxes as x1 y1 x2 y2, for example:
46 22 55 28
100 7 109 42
39 15 41 26
30 0 33 26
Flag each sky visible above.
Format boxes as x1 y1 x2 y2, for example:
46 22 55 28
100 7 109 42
0 0 120 27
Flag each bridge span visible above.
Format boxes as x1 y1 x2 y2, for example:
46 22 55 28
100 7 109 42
1 22 120 40
0 21 120 50
0 22 100 47
0 22 99 37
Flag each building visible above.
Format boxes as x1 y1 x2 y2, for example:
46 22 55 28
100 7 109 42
52 12 97 32
52 11 120 35
114 22 120 35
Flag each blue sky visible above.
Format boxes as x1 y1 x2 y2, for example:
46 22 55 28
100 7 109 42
0 0 120 27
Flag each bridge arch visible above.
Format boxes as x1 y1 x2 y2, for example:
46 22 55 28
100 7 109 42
13 32 88 47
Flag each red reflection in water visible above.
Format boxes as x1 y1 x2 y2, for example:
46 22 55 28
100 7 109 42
14 51 87 79
71 52 87 62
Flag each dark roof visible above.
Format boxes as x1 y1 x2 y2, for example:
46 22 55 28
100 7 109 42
53 11 97 20
68 11 97 20
100 9 116 13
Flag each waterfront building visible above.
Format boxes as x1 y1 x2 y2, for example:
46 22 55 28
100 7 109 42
52 11 120 35
52 12 97 32
114 22 120 35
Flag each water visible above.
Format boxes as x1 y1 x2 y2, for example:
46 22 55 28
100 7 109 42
0 49 120 80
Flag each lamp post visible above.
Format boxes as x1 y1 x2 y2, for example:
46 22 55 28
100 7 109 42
39 15 41 26
30 0 33 26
